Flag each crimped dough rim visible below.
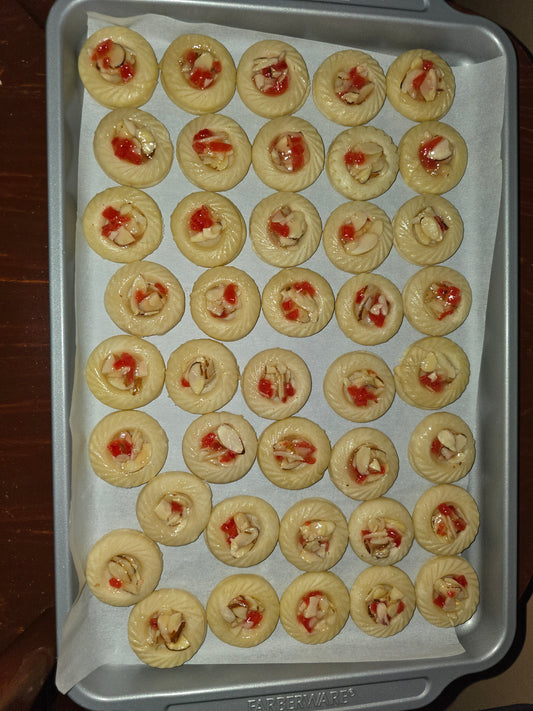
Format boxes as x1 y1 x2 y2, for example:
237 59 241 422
329 427 399 501
313 49 386 126
415 555 479 627
348 497 414 566
136 470 212 546
160 34 236 114
279 497 349 571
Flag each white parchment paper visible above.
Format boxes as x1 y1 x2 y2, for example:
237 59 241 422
56 10 506 694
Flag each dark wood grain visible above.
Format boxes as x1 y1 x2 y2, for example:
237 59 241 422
0 1 530 709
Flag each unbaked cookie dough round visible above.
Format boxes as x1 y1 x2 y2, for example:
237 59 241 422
350 565 415 637
394 336 470 409
348 497 414 566
386 49 455 122
78 26 159 109
326 126 398 200
241 348 312 420
88 410 168 488
415 554 479 627
398 121 467 194
85 335 165 409
257 417 330 490
136 470 212 546
93 108 173 188
204 495 279 568
128 588 206 666
329 427 398 501
402 265 471 336
322 200 393 274
279 498 348 572
392 194 463 266
182 411 257 484
279 571 350 644
335 273 403 346
412 483 479 556
252 116 324 192
85 528 163 606
323 351 395 423
170 191 246 267
206 574 279 647
249 192 322 268
261 267 334 338
104 260 185 337
165 339 239 414
176 113 251 191
313 49 386 126
237 39 310 118
82 186 163 263
160 33 236 114
190 266 261 341
408 412 476 484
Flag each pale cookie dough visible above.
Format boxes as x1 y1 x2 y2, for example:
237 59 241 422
386 49 455 122
280 571 350 645
190 266 261 341
323 351 395 422
394 336 470 409
335 273 403 346
165 339 239 414
399 121 467 194
78 26 159 109
176 113 251 191
322 200 393 274
261 267 334 338
88 410 168 488
412 483 480 556
237 39 310 118
252 116 324 192
329 427 398 501
408 412 476 484
206 574 279 647
85 335 165 410
160 34 236 114
85 528 163 606
348 497 414 566
93 108 173 188
136 470 212 546
204 495 279 568
326 126 398 200
249 192 322 267
350 565 415 637
415 554 479 627
182 411 257 484
104 260 185 337
257 416 330 490
313 49 386 126
279 498 348 572
392 194 463 266
83 186 163 263
402 265 472 336
128 588 206 666
170 191 246 267
241 348 312 420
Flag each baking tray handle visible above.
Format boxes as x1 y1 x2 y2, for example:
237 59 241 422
163 676 438 711
310 0 462 21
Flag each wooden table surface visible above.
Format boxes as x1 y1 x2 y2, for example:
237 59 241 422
0 0 531 709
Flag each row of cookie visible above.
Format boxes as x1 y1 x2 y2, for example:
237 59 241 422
89 407 475 493
85 525 478 665
84 186 465 271
102 260 471 343
93 106 467 197
85 338 470 418
79 27 455 126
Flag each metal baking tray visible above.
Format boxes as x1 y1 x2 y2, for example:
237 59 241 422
46 0 518 708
